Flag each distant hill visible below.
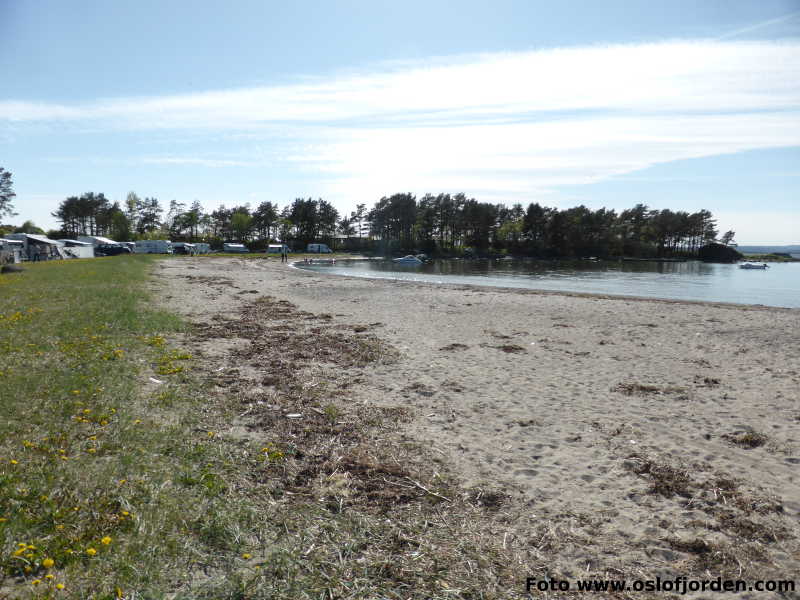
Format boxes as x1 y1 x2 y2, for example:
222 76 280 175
738 245 800 256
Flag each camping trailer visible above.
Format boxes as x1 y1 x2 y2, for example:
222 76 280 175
4 233 65 261
306 243 332 253
135 240 173 254
223 243 249 253
267 244 289 254
77 235 118 247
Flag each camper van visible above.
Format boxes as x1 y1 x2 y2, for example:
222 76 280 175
135 240 173 254
223 243 249 253
306 243 332 254
267 244 289 254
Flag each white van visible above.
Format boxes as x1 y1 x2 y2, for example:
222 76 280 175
135 240 173 254
306 243 332 253
267 244 289 254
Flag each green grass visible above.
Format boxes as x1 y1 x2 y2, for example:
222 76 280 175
0 256 520 599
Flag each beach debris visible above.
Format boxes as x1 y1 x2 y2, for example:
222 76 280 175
439 343 469 351
285 413 302 419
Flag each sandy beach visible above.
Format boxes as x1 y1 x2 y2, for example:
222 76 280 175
156 257 799 593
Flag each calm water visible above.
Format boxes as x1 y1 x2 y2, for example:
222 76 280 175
297 258 800 308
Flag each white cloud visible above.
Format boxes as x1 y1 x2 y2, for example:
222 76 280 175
3 40 799 126
3 39 799 224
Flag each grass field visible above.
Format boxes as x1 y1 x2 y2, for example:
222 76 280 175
0 257 518 599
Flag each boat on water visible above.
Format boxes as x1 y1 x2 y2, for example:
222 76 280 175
392 255 423 265
739 263 769 270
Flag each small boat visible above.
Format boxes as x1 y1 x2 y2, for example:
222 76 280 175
392 255 423 264
739 263 769 270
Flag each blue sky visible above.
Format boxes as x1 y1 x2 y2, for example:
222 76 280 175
1 0 799 243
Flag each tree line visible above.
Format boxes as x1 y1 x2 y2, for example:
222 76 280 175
2 173 732 257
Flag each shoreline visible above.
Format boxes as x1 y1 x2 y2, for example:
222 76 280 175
157 257 800 590
290 259 799 312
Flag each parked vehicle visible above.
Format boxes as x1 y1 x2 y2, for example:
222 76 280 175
267 244 290 254
95 244 132 256
135 240 173 254
306 243 332 254
194 243 211 254
223 243 249 253
173 242 196 255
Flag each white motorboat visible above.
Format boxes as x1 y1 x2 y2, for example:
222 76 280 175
392 255 423 264
739 263 769 270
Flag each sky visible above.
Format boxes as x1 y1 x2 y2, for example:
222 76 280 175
1 0 799 244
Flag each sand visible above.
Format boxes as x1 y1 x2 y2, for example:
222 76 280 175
156 257 799 591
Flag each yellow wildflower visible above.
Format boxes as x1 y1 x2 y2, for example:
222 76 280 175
31 579 41 586
86 548 96 556
42 558 54 568
101 536 112 545
56 583 65 590
45 574 55 580
242 553 251 559
9 459 17 465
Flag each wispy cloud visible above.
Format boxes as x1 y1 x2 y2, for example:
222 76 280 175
3 40 799 208
716 9 800 40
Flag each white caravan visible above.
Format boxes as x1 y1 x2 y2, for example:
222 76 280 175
135 240 173 254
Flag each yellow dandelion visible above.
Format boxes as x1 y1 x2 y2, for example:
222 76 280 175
121 510 129 516
207 431 215 437
24 566 32 573
45 574 55 580
118 479 127 485
9 459 17 465
55 524 64 530
26 553 34 559
101 536 112 545
100 420 108 426
86 548 96 556
89 436 96 441
133 420 141 425
42 558 54 568
56 583 65 590
13 548 25 557
242 553 251 559
87 448 96 453
83 408 91 414
31 579 41 586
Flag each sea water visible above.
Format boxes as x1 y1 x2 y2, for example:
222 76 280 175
297 259 800 308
